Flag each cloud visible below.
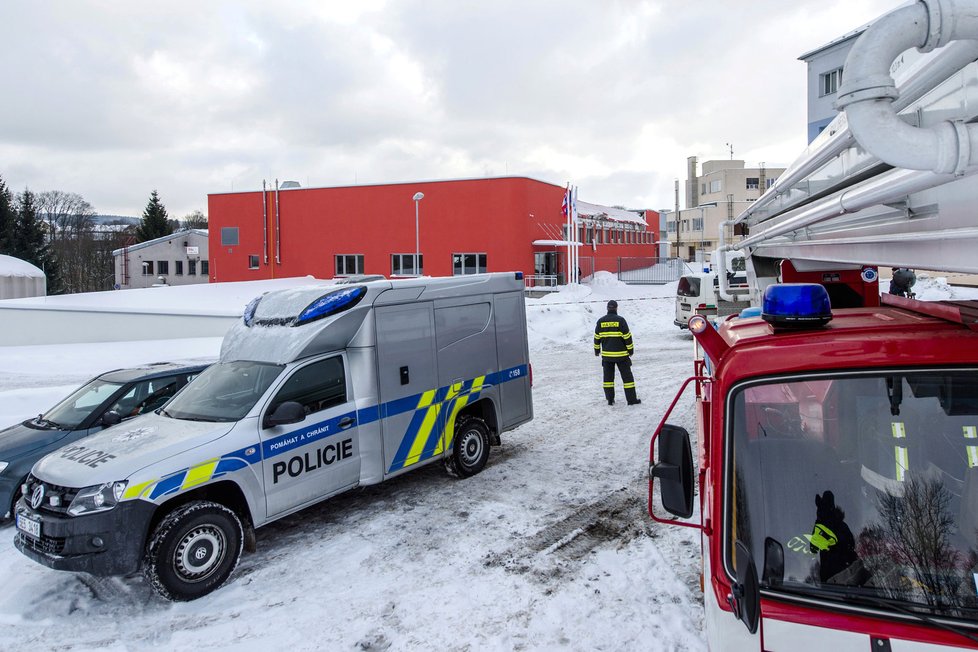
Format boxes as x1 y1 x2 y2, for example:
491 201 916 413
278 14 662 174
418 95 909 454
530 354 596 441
0 0 904 216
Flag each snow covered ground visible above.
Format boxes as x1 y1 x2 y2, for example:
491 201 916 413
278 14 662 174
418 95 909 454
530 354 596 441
0 271 971 652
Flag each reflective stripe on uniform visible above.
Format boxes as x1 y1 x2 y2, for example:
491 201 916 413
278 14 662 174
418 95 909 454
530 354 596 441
892 421 908 481
965 426 978 468
603 382 614 388
623 382 635 389
601 350 629 358
895 445 909 482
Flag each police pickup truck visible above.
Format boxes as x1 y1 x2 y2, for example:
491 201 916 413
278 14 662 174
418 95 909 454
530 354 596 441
15 273 533 600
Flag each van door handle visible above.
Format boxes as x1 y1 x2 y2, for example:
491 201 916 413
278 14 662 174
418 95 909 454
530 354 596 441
338 417 355 429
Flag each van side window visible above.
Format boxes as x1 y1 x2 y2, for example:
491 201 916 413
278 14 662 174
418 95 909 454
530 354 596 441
271 357 346 417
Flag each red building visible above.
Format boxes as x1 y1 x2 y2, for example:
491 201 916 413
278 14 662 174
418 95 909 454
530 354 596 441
206 176 659 284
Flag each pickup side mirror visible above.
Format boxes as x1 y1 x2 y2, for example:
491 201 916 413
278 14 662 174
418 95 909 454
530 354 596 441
264 401 305 428
729 540 760 634
101 411 122 427
650 424 695 518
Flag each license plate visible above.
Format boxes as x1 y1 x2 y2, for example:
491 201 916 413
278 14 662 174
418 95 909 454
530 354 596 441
16 513 40 539
681 303 691 311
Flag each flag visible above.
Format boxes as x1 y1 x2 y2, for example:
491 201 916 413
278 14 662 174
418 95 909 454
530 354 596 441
560 186 569 218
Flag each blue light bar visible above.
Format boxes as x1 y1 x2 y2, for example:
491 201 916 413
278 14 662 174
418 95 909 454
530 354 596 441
295 286 367 326
761 283 832 328
243 295 262 327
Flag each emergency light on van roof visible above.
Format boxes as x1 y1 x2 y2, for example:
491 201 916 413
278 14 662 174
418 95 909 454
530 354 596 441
761 283 832 328
295 286 367 326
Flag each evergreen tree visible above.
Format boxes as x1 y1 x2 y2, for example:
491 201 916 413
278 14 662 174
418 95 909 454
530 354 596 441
12 188 63 293
136 189 172 242
0 175 13 254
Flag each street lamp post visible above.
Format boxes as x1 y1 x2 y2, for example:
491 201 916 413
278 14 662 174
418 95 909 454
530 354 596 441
412 192 424 275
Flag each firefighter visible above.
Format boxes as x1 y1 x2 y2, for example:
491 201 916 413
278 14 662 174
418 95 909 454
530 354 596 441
593 300 641 406
888 267 916 298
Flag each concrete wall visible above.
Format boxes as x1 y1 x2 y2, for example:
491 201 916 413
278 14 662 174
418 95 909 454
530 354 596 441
0 305 237 346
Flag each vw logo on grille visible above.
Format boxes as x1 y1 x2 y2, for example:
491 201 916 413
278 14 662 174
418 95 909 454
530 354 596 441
30 484 46 510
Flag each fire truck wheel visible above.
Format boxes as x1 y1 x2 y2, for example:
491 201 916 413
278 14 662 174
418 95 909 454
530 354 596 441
143 500 244 601
448 417 490 478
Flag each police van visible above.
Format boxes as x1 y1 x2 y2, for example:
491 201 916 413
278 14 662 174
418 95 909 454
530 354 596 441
14 273 533 600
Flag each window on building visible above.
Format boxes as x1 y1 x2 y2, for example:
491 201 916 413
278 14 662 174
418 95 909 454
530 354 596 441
453 253 487 275
667 221 677 234
336 254 366 276
701 183 707 195
221 227 239 246
390 254 421 276
766 177 778 189
710 179 722 193
157 261 169 275
746 177 759 190
248 255 259 269
175 260 183 276
201 260 209 276
188 260 197 275
141 261 154 276
821 67 843 96
693 218 704 231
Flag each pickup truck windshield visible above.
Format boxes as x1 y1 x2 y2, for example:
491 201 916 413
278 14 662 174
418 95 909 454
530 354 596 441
163 360 284 422
728 371 978 621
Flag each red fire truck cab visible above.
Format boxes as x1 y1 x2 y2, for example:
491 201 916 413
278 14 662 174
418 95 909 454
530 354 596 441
651 286 978 649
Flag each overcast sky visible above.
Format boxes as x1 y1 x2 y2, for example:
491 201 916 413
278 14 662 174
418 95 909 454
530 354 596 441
1 0 902 218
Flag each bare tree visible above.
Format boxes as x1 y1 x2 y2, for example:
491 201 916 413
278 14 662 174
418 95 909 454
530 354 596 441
182 210 208 229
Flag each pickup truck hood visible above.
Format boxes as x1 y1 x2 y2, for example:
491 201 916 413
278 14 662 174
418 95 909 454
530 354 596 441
32 413 236 487
0 421 71 460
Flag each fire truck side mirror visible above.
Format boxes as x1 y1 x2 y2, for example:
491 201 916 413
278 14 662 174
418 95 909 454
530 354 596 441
650 424 694 518
730 540 760 634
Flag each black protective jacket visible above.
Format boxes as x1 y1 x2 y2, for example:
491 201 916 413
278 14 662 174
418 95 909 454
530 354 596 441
593 312 634 359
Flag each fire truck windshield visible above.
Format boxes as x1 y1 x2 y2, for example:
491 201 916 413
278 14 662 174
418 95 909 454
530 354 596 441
727 370 978 621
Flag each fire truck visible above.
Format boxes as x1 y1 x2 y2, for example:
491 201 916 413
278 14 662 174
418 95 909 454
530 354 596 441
650 2 978 649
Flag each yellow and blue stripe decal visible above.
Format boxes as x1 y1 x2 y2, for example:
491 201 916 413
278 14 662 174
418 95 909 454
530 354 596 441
123 363 527 501
387 376 487 472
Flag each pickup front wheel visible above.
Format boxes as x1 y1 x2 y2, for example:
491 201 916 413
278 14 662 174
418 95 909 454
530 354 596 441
144 501 243 601
448 417 490 478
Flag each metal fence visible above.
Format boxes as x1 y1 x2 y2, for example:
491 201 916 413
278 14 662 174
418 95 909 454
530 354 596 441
579 257 691 285
524 274 559 291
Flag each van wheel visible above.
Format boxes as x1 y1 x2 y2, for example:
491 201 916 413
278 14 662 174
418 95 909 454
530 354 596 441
143 501 243 601
448 417 490 478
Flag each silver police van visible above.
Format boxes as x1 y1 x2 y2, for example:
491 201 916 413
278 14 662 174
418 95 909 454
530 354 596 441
15 273 533 600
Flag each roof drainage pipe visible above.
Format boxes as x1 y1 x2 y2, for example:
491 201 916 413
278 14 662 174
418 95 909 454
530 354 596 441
836 0 978 176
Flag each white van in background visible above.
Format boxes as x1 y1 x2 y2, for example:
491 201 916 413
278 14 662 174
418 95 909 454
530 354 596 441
674 251 749 328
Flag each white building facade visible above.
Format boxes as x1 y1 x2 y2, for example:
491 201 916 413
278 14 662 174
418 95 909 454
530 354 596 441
660 157 786 263
113 229 210 290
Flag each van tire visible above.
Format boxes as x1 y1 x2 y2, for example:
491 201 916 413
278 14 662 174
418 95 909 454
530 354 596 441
143 500 243 601
448 417 490 478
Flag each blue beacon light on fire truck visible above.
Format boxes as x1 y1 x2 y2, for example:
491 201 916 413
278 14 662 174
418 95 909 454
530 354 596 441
761 283 832 328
